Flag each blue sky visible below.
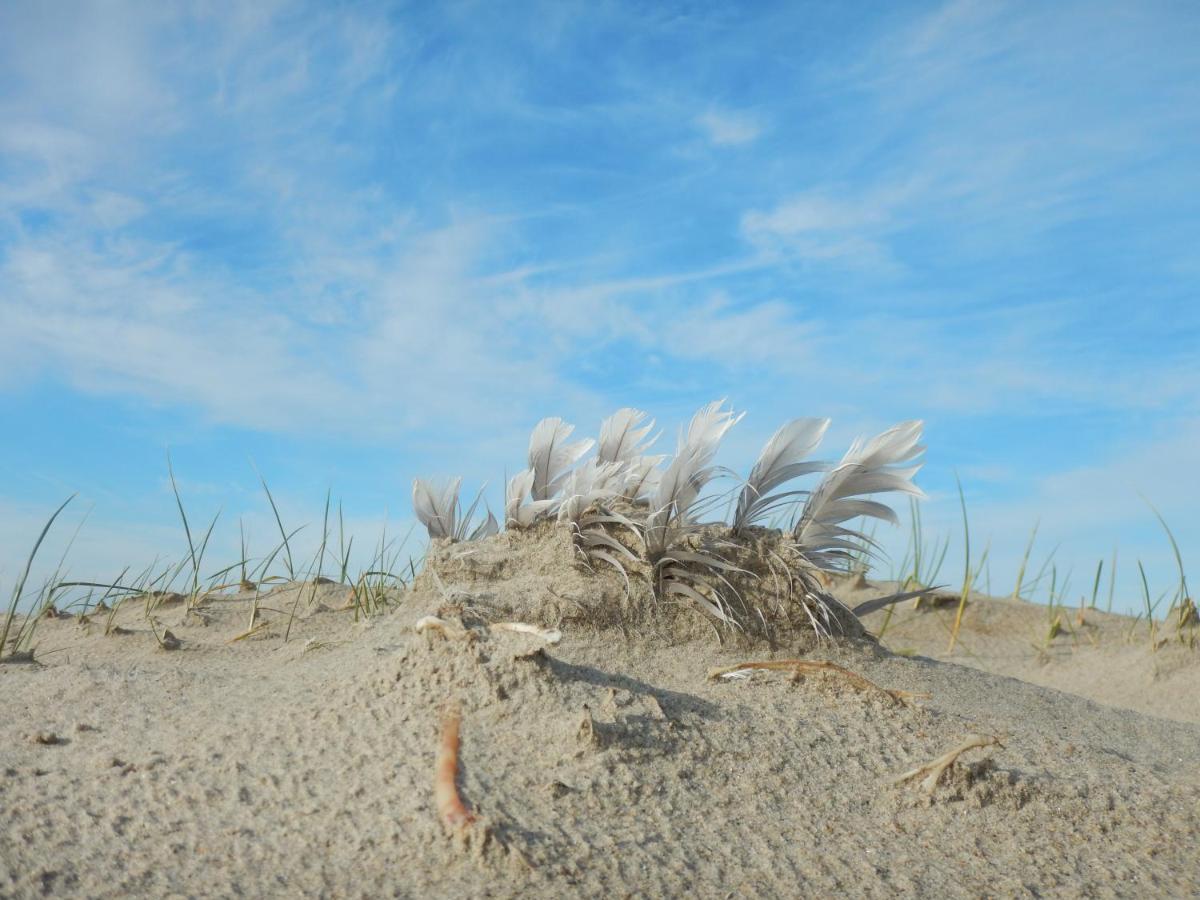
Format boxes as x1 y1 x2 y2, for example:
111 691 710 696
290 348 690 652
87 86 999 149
1 0 1197 613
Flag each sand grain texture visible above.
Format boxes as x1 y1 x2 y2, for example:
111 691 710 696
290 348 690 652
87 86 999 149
2 572 1199 898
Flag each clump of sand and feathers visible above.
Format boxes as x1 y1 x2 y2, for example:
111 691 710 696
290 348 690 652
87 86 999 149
2 402 1199 898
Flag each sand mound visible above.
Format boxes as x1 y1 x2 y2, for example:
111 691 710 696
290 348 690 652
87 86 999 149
2 568 1199 897
846 578 1200 726
416 523 865 648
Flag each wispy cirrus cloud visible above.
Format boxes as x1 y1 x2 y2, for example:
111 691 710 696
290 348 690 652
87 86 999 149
696 109 763 147
0 0 1197 613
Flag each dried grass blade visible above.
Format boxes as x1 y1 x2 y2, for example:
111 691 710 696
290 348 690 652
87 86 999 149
707 659 925 705
893 734 1002 794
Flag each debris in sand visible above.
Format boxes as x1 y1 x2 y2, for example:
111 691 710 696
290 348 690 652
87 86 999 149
415 615 472 641
417 615 563 646
436 705 477 840
707 659 927 705
894 733 1002 794
488 622 562 644
159 628 182 651
576 705 599 747
435 704 477 834
228 621 271 643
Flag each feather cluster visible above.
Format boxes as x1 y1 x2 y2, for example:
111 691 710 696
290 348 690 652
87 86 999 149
411 478 498 543
732 417 830 535
413 402 926 640
792 420 925 569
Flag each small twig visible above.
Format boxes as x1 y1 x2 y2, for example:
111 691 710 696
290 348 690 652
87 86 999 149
707 659 926 705
894 734 1002 794
435 704 476 833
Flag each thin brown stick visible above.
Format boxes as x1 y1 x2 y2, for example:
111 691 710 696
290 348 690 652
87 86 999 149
894 733 1002 794
435 704 476 833
707 659 927 705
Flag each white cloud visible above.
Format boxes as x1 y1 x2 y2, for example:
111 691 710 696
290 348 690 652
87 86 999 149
696 109 762 146
739 182 919 268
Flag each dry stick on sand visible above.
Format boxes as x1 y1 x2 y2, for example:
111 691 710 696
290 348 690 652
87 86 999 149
435 704 477 833
707 659 928 706
894 734 1002 794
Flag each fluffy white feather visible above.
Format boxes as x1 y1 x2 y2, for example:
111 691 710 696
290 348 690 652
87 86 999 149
733 417 830 533
412 477 461 540
646 400 743 553
413 477 497 541
597 408 659 464
505 468 557 528
466 510 499 541
528 417 594 502
556 459 623 525
792 420 925 567
619 455 665 502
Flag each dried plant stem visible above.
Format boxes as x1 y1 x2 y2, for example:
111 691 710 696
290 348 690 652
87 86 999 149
435 704 476 833
707 659 925 705
894 734 1001 794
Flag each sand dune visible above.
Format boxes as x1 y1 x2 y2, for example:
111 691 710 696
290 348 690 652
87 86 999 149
3 568 1198 898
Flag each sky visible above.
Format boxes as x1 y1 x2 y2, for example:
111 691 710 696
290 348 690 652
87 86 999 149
1 0 1197 615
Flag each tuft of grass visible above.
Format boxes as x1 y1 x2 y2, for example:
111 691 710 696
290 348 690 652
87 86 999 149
1 495 76 662
947 474 971 653
1041 564 1073 648
166 453 221 610
1106 545 1118 614
255 465 296 581
1142 498 1192 636
283 489 333 643
1133 559 1163 651
337 500 353 586
1010 520 1040 602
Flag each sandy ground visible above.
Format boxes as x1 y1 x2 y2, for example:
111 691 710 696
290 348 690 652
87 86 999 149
847 578 1200 726
3 569 1199 898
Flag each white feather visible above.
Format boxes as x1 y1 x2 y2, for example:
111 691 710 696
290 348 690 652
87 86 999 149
412 477 460 540
528 417 595 502
597 408 659 464
556 459 623 524
793 420 925 566
646 400 743 552
505 468 557 528
620 455 665 502
733 417 830 533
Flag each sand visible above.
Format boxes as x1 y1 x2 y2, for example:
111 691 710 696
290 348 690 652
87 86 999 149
848 578 1200 727
2 540 1199 898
